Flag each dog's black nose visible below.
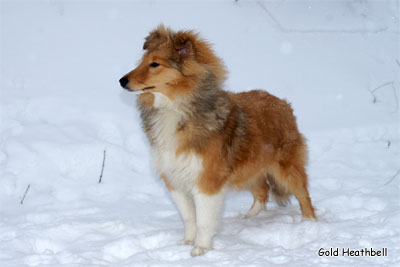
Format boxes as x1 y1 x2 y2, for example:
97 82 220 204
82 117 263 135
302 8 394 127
119 77 129 88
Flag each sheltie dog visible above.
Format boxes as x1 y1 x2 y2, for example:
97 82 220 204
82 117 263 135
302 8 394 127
119 25 316 256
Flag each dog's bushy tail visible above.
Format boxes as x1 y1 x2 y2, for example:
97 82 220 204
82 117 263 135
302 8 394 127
267 174 291 206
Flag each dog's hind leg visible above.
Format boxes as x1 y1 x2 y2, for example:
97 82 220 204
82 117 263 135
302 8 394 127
289 166 316 220
243 178 269 219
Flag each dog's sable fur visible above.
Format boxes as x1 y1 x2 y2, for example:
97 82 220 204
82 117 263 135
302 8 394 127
120 25 316 256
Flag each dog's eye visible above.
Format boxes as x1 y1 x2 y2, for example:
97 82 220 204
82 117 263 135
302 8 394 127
149 62 160 68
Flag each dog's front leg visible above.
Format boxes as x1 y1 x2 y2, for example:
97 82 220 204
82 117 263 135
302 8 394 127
170 190 196 245
191 188 227 256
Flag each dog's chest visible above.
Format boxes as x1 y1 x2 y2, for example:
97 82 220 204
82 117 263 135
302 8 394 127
148 103 203 192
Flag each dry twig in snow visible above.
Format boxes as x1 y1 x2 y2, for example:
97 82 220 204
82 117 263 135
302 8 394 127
99 150 106 183
385 169 400 185
369 81 399 112
20 184 31 205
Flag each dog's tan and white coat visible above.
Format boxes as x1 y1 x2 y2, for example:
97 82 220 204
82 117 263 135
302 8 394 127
120 25 316 256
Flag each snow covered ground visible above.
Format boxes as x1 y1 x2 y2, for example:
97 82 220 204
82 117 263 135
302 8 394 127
1 0 399 266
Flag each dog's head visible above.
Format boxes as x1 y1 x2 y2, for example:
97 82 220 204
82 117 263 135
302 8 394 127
119 25 227 105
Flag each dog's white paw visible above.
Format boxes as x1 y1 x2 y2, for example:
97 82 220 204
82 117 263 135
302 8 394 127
237 213 247 219
177 239 194 246
303 216 317 222
191 246 207 256
238 213 254 219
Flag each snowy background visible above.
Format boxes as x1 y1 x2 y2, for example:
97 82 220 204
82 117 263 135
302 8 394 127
1 0 399 266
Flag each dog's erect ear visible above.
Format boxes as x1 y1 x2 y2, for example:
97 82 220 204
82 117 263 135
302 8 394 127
143 25 169 50
173 33 193 58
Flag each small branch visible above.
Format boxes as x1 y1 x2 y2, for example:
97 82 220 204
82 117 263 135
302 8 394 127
396 59 400 68
99 150 106 183
20 184 31 205
393 83 399 112
370 81 392 94
369 81 399 112
385 169 400 185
